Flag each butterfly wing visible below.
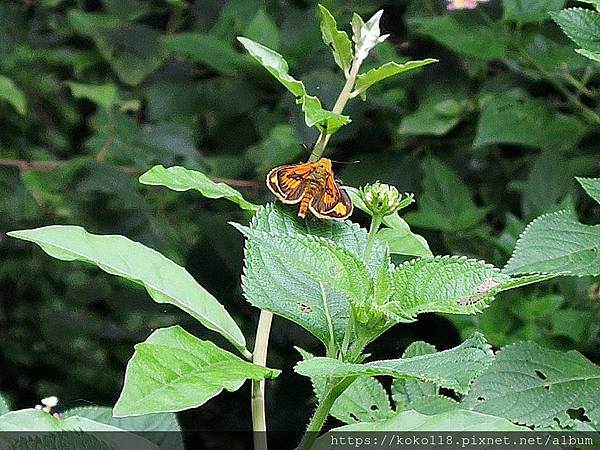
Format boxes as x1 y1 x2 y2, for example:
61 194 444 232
309 172 353 220
266 162 315 204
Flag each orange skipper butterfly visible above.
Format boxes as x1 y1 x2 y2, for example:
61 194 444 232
266 157 353 220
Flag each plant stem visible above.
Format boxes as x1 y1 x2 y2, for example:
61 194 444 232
309 58 362 162
363 214 383 262
251 310 273 450
296 377 355 450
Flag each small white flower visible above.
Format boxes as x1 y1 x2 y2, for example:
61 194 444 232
41 396 58 408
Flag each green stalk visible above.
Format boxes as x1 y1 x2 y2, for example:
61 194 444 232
251 310 273 450
296 377 355 450
363 214 383 263
309 56 362 162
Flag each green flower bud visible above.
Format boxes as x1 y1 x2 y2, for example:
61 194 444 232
359 182 414 217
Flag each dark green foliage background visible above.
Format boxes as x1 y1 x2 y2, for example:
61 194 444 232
1 0 599 445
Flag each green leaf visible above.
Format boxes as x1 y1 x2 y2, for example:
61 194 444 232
0 409 159 449
68 11 166 85
7 226 248 354
347 187 432 257
575 48 600 61
504 210 600 276
66 81 118 109
237 37 349 133
139 165 259 211
404 157 488 232
318 4 353 72
238 204 386 347
62 406 182 450
0 74 26 115
576 176 600 204
465 341 600 427
314 409 527 438
412 16 508 60
162 33 247 75
0 394 10 416
113 326 279 417
236 36 305 97
385 257 510 322
244 9 280 51
233 224 372 309
300 94 351 133
474 89 587 150
298 348 392 424
503 0 566 23
398 99 463 136
392 342 438 410
551 8 600 53
5 432 115 450
355 59 437 97
295 333 493 395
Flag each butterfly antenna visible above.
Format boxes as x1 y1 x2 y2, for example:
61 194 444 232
329 159 360 165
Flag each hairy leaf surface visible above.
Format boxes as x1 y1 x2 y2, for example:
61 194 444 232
465 341 600 427
295 333 493 395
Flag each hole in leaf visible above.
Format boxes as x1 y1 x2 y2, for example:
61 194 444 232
370 405 378 411
544 384 550 391
297 302 312 314
349 413 359 422
567 408 590 422
477 396 486 401
534 370 547 380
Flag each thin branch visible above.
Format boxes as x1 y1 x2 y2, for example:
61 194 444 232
0 159 258 188
251 310 273 450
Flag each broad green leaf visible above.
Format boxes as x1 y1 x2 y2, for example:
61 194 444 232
295 333 493 395
238 204 386 346
575 48 600 61
233 224 372 308
66 81 118 109
244 9 280 51
298 348 392 424
318 4 353 72
404 157 488 232
347 187 432 257
576 176 600 204
474 89 586 150
398 97 464 136
300 94 351 133
412 16 508 60
7 226 248 354
139 165 259 211
314 409 527 440
102 0 152 21
5 432 114 450
385 256 510 322
0 394 9 416
68 11 166 85
551 8 600 53
355 59 437 97
392 342 438 410
113 326 279 416
504 210 600 276
236 36 305 97
0 409 158 449
503 0 566 23
162 33 247 75
62 406 183 450
465 341 600 427
352 10 389 64
237 37 349 132
0 74 26 115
